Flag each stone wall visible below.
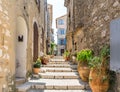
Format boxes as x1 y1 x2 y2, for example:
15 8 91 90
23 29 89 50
65 0 120 91
66 0 120 54
74 0 120 55
0 0 47 91
0 0 16 91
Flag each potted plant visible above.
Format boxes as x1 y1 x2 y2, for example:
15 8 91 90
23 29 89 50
41 55 49 65
33 58 41 74
89 46 110 92
63 50 70 61
50 42 56 57
77 49 93 82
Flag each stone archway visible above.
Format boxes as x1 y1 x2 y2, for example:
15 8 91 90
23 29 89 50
16 17 28 78
33 22 38 62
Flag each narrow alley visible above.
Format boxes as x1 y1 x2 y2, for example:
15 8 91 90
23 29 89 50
0 0 120 92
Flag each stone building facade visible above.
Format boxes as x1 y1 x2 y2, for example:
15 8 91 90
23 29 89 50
46 4 54 54
0 0 47 91
56 15 67 56
65 0 120 91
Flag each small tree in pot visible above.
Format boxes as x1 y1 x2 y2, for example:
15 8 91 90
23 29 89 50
77 49 93 82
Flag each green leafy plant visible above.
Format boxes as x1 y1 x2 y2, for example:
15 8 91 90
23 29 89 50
33 58 41 68
63 50 70 57
100 46 110 57
26 71 32 78
50 42 56 55
100 46 110 69
77 49 93 63
89 56 101 68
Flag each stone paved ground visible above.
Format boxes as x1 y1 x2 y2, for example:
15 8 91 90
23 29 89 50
17 56 91 92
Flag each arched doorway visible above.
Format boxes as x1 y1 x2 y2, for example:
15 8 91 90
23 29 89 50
33 22 38 62
16 17 28 78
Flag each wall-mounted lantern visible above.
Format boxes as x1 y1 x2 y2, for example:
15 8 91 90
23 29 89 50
18 35 23 42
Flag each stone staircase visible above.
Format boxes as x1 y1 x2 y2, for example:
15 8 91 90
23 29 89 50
16 56 91 92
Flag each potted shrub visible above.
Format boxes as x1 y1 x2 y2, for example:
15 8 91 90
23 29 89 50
63 50 70 61
41 55 49 65
89 46 110 92
77 49 93 82
33 58 41 74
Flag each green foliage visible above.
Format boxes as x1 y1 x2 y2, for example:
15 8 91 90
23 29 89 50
33 58 41 68
100 46 110 57
26 71 32 78
76 49 93 63
89 56 101 68
63 50 70 57
89 46 110 69
50 42 56 55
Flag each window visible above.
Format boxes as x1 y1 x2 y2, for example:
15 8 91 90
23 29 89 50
58 29 65 35
60 39 63 45
60 29 65 35
61 39 66 45
58 19 64 25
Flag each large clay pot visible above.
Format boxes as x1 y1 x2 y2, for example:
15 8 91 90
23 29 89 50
33 68 40 74
89 68 109 92
77 64 90 82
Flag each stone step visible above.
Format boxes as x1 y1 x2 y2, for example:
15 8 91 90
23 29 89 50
28 90 91 92
17 79 90 91
16 82 31 92
41 67 77 72
38 72 79 79
42 64 77 69
29 79 89 90
15 78 26 86
49 61 70 64
50 59 65 62
52 56 64 59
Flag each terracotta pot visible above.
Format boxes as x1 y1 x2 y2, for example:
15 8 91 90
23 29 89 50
41 57 49 65
89 69 109 92
65 57 70 61
33 68 40 74
77 65 90 82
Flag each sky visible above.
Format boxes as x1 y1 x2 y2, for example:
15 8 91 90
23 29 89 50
47 0 67 43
